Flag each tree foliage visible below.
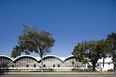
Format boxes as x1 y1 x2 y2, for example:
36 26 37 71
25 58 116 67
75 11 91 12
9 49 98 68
72 40 113 71
11 25 55 72
107 32 116 69
11 46 21 58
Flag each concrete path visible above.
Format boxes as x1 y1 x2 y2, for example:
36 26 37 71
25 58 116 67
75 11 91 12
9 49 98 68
0 73 116 77
0 71 115 77
1 72 100 75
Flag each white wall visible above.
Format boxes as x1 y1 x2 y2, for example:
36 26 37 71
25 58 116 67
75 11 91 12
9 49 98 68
98 63 114 71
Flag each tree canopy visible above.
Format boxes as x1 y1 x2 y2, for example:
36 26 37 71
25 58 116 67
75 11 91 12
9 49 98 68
107 32 116 69
11 25 55 72
72 39 113 71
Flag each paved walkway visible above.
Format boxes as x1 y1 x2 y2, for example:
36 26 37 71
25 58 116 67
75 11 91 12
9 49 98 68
0 72 114 75
0 70 115 75
0 72 116 77
0 72 99 75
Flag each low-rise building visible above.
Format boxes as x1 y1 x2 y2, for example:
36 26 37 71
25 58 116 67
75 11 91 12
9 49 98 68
0 55 114 71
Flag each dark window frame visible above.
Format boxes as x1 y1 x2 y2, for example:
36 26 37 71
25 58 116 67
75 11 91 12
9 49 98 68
53 64 55 67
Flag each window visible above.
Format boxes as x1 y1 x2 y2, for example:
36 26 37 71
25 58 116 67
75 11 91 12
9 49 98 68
53 64 55 67
76 59 78 61
72 61 74 64
26 64 29 67
12 65 14 67
43 64 46 67
58 64 60 67
108 62 110 65
34 64 36 67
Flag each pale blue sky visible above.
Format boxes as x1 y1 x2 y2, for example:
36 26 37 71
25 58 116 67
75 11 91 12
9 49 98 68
0 0 116 57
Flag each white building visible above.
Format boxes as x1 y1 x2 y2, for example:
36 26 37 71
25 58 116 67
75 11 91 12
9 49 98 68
0 55 114 71
96 58 114 71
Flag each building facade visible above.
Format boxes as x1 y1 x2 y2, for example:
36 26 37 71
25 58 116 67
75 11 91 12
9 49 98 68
0 55 114 71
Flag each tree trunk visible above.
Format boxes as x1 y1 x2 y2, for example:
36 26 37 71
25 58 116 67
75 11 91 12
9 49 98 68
114 57 116 70
92 62 96 71
114 64 115 70
103 57 104 68
113 52 116 70
41 56 43 72
92 64 95 71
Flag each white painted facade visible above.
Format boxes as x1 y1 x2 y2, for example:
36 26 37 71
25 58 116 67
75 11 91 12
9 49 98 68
96 58 114 71
0 55 114 71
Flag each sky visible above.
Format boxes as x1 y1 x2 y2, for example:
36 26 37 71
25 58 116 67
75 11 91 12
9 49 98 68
0 0 116 57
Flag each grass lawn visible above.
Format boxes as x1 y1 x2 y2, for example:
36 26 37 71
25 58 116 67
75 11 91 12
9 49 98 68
4 71 114 74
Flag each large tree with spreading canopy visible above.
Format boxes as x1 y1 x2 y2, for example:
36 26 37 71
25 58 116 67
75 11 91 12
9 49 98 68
72 40 113 71
107 32 116 69
11 25 55 72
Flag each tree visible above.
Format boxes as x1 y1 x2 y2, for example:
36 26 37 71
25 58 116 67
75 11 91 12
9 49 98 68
97 39 113 71
72 40 113 71
11 25 55 72
11 46 21 58
107 32 116 69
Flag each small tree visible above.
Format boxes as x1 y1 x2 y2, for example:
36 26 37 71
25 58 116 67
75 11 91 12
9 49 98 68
72 40 113 71
107 32 116 69
11 25 55 72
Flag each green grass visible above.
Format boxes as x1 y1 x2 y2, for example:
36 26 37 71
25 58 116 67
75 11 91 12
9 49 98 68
5 71 114 74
